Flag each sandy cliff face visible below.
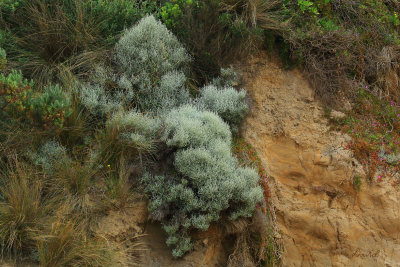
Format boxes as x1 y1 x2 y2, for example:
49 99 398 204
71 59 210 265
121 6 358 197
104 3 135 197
242 55 400 266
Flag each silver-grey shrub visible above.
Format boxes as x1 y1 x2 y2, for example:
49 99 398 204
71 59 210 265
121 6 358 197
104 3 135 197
80 15 191 115
79 65 129 116
115 15 190 83
211 67 240 88
114 15 191 112
107 110 161 153
161 104 231 148
30 141 69 173
196 85 248 126
142 105 262 257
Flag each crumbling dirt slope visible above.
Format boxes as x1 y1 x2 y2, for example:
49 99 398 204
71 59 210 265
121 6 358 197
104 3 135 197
94 199 229 267
242 55 400 266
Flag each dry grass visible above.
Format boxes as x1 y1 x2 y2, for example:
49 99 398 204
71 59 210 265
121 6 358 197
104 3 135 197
50 160 96 214
37 217 115 267
285 28 359 103
0 155 144 265
279 0 400 104
6 0 106 87
104 160 133 210
58 94 91 150
0 119 55 161
0 158 50 256
225 209 280 267
95 118 157 169
221 0 284 30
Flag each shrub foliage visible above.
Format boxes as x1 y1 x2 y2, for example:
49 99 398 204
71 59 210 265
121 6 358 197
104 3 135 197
142 105 262 257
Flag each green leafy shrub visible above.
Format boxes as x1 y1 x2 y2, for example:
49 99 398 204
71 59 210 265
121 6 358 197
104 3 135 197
0 0 23 12
30 84 72 129
116 15 190 83
162 105 231 148
0 69 34 119
0 70 72 129
0 0 24 24
79 65 124 116
160 0 196 29
115 15 190 112
142 105 263 257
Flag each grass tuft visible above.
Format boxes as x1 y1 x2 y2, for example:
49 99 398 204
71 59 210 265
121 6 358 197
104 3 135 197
0 158 49 256
37 217 115 267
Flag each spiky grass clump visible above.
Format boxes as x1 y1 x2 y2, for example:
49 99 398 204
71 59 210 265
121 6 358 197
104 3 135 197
50 160 95 214
2 0 105 87
104 161 133 209
0 159 50 256
95 110 160 167
37 218 115 267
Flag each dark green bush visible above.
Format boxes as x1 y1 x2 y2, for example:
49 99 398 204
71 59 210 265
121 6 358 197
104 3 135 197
88 0 159 43
29 84 72 129
267 0 400 101
160 0 265 84
0 70 34 120
0 70 72 129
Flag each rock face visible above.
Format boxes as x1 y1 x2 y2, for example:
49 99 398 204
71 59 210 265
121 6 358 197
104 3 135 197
242 55 400 266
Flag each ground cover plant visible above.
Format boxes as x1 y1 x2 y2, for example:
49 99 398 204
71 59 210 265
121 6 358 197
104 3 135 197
273 0 400 102
328 88 400 186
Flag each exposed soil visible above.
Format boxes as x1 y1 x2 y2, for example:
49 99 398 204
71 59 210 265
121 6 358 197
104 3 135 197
94 199 230 267
242 54 400 266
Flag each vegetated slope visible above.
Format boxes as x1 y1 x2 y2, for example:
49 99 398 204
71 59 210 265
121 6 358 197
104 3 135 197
242 54 400 266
